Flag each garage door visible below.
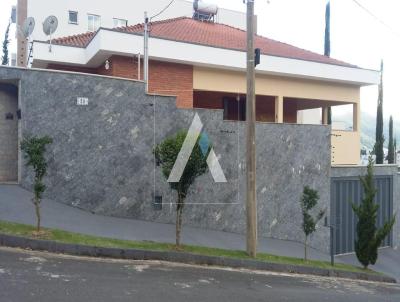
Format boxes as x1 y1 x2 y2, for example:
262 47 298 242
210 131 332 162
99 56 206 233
331 176 393 255
0 84 18 182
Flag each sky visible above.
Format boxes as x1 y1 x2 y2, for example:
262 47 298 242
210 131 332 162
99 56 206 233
0 0 399 122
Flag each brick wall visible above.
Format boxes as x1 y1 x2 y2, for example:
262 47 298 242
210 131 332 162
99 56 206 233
148 60 193 108
46 56 193 108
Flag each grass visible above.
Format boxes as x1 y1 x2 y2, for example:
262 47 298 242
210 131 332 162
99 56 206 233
0 220 377 275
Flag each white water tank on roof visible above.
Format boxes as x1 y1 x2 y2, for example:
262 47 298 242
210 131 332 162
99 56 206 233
193 0 218 16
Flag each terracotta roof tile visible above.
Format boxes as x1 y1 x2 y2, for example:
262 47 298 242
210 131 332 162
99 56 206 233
52 17 355 68
52 31 96 47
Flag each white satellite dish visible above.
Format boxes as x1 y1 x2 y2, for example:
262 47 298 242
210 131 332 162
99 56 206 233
43 15 58 35
42 15 58 52
22 17 35 39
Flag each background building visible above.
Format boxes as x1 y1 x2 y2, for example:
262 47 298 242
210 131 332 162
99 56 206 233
15 0 247 67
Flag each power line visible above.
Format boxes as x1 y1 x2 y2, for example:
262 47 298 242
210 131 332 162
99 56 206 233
351 0 400 38
150 0 175 20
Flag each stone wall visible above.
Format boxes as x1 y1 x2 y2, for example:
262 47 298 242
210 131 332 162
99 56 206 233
0 67 331 252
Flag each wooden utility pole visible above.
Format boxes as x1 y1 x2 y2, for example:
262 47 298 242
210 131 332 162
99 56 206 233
143 11 149 93
246 0 257 258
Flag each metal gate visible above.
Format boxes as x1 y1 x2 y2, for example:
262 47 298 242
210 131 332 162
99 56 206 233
331 176 393 255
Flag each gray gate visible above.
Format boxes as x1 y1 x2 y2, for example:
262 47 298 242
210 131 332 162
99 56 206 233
331 176 393 255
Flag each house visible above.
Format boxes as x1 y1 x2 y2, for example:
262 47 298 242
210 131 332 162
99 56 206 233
15 0 247 67
30 16 379 165
0 65 397 255
1 1 395 257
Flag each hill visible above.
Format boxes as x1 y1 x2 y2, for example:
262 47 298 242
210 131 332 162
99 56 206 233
334 111 400 151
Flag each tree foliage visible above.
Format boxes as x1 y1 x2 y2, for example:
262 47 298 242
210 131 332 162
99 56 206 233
374 60 385 164
1 22 10 66
300 186 325 261
351 156 395 269
387 116 395 164
155 130 208 247
324 1 332 124
21 135 53 232
324 1 331 57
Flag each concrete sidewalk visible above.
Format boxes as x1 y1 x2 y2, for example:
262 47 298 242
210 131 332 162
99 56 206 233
1 184 399 281
0 184 329 261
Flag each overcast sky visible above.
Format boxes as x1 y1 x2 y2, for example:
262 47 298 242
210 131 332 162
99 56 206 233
1 0 399 121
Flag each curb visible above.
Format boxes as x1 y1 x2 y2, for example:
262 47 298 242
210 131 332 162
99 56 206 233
0 233 396 283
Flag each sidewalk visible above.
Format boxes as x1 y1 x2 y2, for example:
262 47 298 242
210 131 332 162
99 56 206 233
2 184 399 281
0 184 330 261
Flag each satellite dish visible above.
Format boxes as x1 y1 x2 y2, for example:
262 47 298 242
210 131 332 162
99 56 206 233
43 15 58 36
42 16 58 52
22 17 35 38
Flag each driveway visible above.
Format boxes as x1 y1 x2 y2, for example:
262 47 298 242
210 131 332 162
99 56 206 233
337 248 400 282
1 184 399 281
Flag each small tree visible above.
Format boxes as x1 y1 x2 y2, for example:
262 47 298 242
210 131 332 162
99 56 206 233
352 156 396 269
1 22 10 66
21 135 53 233
300 186 325 261
155 130 208 248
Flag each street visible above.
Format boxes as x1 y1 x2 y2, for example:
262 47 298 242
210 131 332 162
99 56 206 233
0 247 399 302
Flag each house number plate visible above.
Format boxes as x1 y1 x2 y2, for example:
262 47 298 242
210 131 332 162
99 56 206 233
77 97 89 106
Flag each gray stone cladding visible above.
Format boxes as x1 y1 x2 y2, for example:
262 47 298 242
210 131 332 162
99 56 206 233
0 67 332 252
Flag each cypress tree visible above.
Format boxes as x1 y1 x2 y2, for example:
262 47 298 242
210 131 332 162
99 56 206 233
387 116 394 164
394 138 397 164
374 60 384 164
1 22 11 66
324 1 332 124
352 156 395 269
324 1 331 57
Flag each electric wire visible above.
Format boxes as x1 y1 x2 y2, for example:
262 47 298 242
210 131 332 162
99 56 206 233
150 0 176 20
350 0 400 38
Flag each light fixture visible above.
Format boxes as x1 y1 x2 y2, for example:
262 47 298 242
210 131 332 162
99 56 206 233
105 60 110 70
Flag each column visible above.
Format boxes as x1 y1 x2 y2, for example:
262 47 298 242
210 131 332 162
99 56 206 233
275 96 283 123
322 106 329 125
353 102 360 131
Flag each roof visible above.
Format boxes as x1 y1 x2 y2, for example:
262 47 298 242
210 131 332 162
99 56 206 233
52 17 355 68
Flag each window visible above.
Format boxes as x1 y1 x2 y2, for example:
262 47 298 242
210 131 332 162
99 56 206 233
68 11 78 24
223 97 246 121
113 18 127 28
88 14 101 31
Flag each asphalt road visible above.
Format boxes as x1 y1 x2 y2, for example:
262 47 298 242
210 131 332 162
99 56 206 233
0 247 399 302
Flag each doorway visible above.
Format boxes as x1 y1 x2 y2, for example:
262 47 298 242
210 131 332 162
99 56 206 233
0 83 18 182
